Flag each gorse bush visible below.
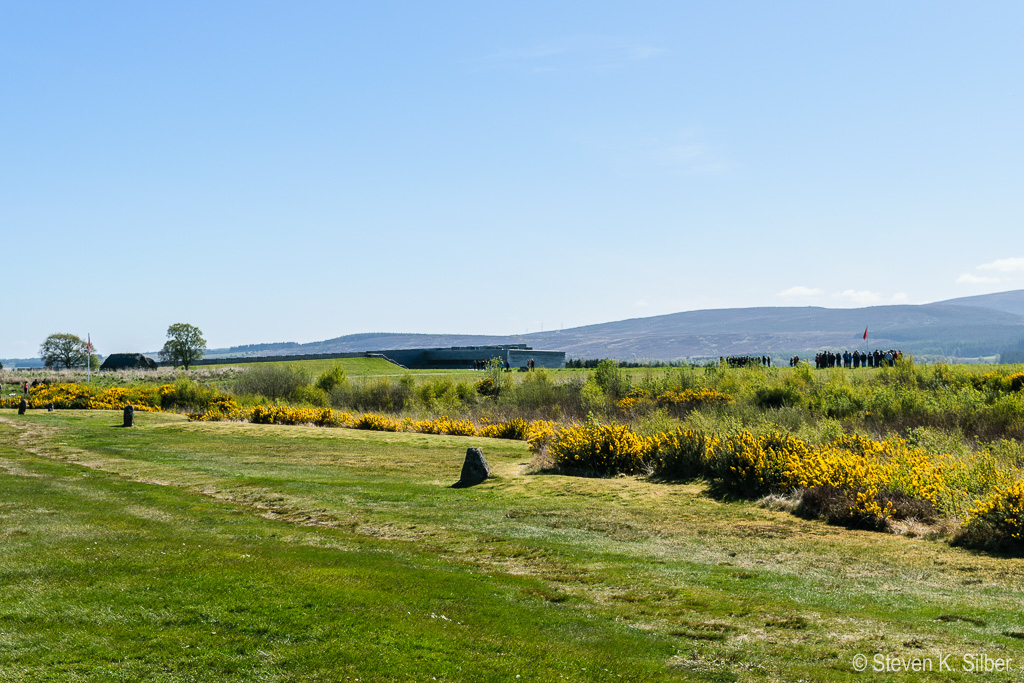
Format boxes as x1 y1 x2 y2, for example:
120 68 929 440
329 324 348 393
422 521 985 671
956 480 1024 552
353 413 402 432
536 418 1022 531
548 418 652 475
649 429 718 480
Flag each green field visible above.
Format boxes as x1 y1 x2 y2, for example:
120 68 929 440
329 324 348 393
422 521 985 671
2 410 1023 681
197 356 477 378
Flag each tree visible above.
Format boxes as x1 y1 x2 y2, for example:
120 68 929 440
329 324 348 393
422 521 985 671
40 333 93 370
159 323 206 370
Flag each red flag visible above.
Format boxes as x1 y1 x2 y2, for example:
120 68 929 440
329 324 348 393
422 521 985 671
863 327 868 340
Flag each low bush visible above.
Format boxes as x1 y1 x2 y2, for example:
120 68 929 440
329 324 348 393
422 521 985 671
649 428 717 479
353 413 402 432
547 418 652 476
334 377 414 413
954 480 1024 553
479 417 530 440
234 365 310 401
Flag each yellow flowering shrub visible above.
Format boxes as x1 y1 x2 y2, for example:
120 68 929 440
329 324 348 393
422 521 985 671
957 479 1024 551
0 382 163 411
649 429 718 479
479 417 530 440
409 416 478 436
526 420 558 454
547 419 653 475
353 413 402 432
658 387 733 412
617 387 732 415
616 389 655 414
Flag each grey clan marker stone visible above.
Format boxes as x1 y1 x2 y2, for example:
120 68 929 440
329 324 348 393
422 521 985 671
454 447 491 487
123 405 134 428
18 398 26 415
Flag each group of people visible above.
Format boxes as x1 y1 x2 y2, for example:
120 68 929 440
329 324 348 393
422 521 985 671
790 349 903 368
819 349 902 368
722 355 772 368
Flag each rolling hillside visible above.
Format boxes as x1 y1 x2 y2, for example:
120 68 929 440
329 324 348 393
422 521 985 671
204 292 1024 362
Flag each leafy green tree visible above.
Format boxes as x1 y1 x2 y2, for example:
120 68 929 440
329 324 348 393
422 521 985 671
159 323 207 370
40 333 93 370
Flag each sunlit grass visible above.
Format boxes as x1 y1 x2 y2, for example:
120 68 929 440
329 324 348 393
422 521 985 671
2 410 1023 680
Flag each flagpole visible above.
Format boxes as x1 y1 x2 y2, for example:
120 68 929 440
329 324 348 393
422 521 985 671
87 333 91 384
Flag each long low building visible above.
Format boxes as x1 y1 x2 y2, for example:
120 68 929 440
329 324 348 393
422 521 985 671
176 344 566 370
381 345 565 369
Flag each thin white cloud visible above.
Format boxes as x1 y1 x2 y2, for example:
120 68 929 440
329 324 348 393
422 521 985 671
834 289 882 306
978 257 1024 272
778 286 824 298
635 298 650 308
890 292 909 304
956 272 1001 284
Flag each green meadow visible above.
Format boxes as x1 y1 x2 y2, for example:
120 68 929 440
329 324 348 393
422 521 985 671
2 409 1024 681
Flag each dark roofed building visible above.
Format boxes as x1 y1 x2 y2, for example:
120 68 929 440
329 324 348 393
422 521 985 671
100 353 158 371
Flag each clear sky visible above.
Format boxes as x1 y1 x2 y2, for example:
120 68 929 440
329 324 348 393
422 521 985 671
3 1 1023 358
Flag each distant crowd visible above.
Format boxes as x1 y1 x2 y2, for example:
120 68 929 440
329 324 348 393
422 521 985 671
785 349 904 368
722 355 772 368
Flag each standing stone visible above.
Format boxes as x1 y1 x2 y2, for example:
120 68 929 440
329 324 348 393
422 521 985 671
18 398 26 415
123 405 134 428
47 403 54 412
456 447 490 487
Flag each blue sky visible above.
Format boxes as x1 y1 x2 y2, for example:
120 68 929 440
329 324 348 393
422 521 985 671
2 1 1023 358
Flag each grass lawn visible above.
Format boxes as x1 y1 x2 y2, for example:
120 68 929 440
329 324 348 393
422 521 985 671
2 410 1023 681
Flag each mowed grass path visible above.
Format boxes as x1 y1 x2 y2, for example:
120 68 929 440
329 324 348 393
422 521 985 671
1 411 1023 681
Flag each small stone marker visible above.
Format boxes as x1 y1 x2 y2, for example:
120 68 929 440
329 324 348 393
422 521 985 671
18 398 27 415
454 447 490 488
123 405 134 428
47 403 54 412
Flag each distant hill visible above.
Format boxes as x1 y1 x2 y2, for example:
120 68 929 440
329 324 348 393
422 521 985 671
934 289 1024 318
10 292 1024 367
208 297 1024 362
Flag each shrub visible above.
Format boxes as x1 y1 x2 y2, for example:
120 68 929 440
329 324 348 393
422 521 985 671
234 365 311 401
353 413 402 432
409 416 477 436
955 480 1024 552
315 364 348 393
506 370 563 414
593 359 630 399
479 417 530 440
547 418 653 475
336 377 413 413
797 485 938 530
580 379 607 417
650 429 717 479
754 385 803 410
416 377 475 412
159 377 218 412
526 420 559 454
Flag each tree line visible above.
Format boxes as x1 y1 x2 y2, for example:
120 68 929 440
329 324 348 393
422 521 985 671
38 323 207 370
